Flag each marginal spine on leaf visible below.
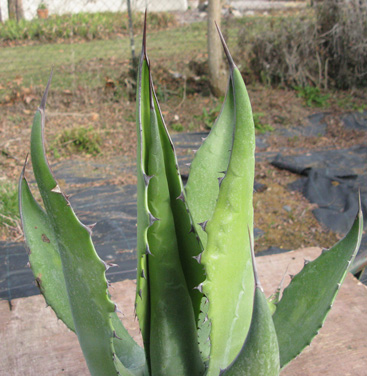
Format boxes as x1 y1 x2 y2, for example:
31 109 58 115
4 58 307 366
112 331 122 340
193 252 203 264
114 304 122 314
198 220 208 232
105 262 118 271
269 264 289 305
143 173 153 186
194 283 203 293
148 212 159 225
50 185 62 194
145 243 152 255
176 191 185 202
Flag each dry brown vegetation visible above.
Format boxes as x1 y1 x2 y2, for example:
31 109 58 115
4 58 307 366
237 0 367 89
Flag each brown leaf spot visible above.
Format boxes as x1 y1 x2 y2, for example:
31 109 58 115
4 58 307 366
42 234 50 243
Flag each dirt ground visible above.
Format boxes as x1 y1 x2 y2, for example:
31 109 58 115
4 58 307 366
1 71 366 252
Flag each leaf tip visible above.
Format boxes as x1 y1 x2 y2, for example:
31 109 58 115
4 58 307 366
143 10 147 59
20 154 29 180
40 69 53 111
214 21 235 71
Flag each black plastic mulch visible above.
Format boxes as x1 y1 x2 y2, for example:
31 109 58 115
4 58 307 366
272 146 367 234
272 144 367 283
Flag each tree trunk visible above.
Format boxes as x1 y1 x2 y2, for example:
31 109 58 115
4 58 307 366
8 0 16 20
207 0 227 97
8 0 23 21
16 0 24 21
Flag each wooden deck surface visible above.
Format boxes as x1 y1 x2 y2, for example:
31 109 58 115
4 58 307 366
1 247 366 375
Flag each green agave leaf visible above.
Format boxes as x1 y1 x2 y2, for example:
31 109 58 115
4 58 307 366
151 89 205 322
202 29 256 375
22 76 146 376
135 28 152 365
185 77 235 248
273 200 363 369
147 107 204 375
267 269 288 316
221 287 280 376
20 171 146 375
197 297 211 362
221 236 280 376
136 20 204 375
19 168 75 332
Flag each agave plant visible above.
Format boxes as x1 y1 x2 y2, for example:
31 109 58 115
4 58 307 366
19 20 363 376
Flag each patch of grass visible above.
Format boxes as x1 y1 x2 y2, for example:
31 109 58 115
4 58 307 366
0 180 19 231
196 101 223 129
0 12 176 44
0 22 207 96
171 123 184 132
56 126 101 155
253 112 274 134
336 95 367 112
295 86 330 107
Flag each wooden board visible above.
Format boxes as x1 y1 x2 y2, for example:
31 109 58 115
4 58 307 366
1 247 366 375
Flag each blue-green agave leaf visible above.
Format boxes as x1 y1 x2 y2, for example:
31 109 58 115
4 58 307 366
273 199 363 369
185 77 235 248
21 75 146 376
221 233 279 376
136 19 204 375
202 28 256 375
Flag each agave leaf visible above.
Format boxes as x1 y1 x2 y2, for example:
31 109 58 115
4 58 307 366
202 29 256 375
19 171 146 375
136 19 204 375
135 26 152 365
19 168 75 331
185 32 236 363
185 77 235 248
23 76 146 376
197 297 211 362
221 235 279 376
273 200 363 369
147 107 204 375
221 286 280 376
267 267 288 316
151 88 205 321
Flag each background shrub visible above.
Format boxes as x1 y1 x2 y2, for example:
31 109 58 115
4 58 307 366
237 0 367 89
317 0 367 88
